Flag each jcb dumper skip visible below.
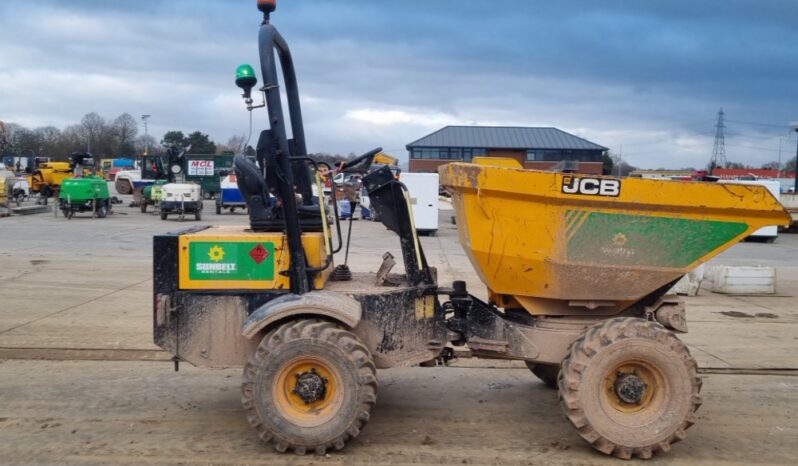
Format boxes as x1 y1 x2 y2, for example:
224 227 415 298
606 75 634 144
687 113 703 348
153 1 791 460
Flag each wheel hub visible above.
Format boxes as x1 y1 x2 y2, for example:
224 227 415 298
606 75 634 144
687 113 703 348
614 372 647 404
292 368 328 404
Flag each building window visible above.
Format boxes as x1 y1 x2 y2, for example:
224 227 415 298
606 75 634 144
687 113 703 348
410 147 487 161
527 149 563 162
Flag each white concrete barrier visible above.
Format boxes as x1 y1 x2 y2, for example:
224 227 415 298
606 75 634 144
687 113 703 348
672 264 705 296
707 265 776 295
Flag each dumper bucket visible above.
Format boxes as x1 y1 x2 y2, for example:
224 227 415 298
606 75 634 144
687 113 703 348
439 159 791 315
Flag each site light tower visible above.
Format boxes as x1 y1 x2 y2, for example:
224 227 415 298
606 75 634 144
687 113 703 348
141 114 151 156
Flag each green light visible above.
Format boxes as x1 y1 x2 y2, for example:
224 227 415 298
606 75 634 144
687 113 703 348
235 64 257 90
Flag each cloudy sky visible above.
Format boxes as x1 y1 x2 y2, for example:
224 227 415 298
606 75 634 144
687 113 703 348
1 0 797 168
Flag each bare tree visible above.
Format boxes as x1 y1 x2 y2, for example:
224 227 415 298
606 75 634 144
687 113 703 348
34 126 61 156
80 112 105 153
57 125 86 160
113 113 138 156
134 134 157 155
222 134 247 154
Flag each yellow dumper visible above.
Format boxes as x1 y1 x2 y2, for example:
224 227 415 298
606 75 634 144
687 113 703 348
154 3 792 461
27 161 73 198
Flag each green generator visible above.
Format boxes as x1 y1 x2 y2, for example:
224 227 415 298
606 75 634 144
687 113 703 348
58 176 110 219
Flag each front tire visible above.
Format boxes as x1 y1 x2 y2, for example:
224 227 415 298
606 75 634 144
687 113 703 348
160 211 167 220
242 319 377 455
558 317 701 460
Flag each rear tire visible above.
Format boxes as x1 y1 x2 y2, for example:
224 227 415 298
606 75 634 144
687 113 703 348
195 210 202 221
160 211 167 220
558 317 701 460
242 319 377 455
140 202 147 213
97 202 108 218
525 362 559 389
216 204 222 215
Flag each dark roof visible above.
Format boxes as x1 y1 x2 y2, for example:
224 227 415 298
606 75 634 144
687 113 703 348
406 126 607 151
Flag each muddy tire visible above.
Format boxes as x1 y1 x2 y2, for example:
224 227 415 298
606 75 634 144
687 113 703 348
525 362 559 389
242 319 377 455
558 317 701 460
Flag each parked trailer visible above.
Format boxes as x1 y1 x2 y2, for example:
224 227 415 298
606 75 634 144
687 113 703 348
159 183 203 221
58 177 111 219
216 173 247 214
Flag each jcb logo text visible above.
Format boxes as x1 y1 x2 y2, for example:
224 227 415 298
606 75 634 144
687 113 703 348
562 177 621 197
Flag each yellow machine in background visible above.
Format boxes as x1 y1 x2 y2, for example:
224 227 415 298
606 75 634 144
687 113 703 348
0 173 8 206
27 161 73 197
373 152 398 166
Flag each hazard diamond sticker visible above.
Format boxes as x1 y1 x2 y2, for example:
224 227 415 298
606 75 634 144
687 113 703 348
249 243 270 264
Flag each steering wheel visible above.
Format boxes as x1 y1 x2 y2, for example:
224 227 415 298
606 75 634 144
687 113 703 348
339 147 382 174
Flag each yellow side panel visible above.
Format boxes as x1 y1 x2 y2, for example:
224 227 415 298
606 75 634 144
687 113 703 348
178 227 330 290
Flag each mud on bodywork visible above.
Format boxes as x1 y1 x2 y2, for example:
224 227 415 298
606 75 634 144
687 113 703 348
352 285 446 369
154 231 447 369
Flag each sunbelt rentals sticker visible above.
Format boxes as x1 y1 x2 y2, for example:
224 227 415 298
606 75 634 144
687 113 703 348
189 241 275 281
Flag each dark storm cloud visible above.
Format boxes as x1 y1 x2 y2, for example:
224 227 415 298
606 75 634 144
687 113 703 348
1 0 796 167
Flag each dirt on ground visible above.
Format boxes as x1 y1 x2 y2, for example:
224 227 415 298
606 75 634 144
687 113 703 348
0 360 796 466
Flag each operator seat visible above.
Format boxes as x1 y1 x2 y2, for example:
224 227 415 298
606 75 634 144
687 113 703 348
234 129 324 232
